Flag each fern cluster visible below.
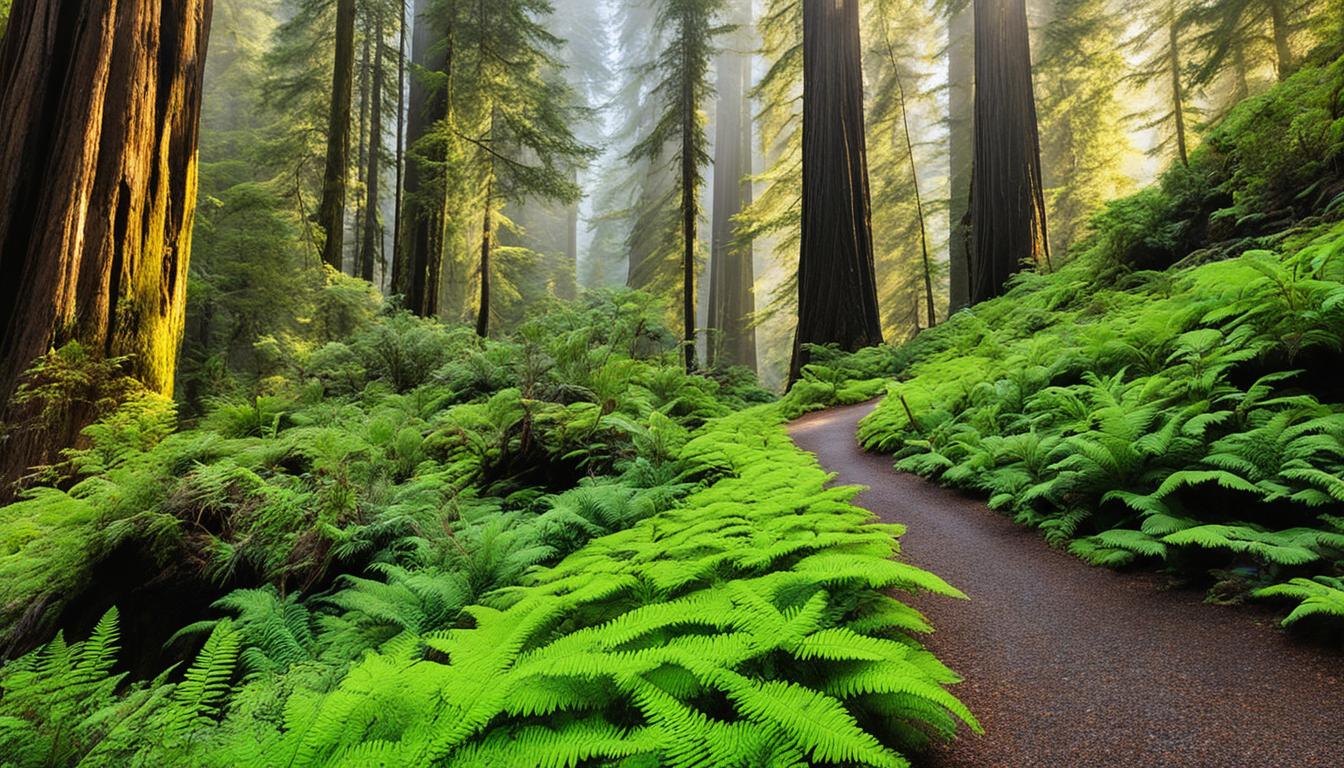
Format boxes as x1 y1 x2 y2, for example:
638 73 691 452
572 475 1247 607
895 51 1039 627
830 56 1344 632
0 407 974 766
0 291 766 652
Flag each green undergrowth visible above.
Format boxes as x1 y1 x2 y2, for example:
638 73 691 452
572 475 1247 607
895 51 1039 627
0 409 977 767
0 290 975 765
828 56 1344 635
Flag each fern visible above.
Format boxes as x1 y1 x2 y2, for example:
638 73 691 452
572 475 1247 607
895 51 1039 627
1255 576 1344 628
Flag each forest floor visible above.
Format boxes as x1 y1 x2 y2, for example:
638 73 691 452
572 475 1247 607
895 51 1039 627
790 401 1344 768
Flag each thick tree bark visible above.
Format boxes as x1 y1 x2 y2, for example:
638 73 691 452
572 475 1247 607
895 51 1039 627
1169 16 1190 168
790 0 884 383
360 8 386 283
403 0 448 316
391 0 408 295
1267 0 1294 82
0 0 212 496
968 0 1050 305
948 2 974 314
319 0 357 271
707 12 757 372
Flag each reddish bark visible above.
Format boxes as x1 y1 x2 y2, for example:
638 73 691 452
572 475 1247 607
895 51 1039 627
0 0 213 496
791 0 884 383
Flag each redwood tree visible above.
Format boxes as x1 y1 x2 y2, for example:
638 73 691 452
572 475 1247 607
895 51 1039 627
359 5 387 283
707 5 757 372
0 0 212 495
400 0 450 315
968 0 1049 305
791 0 884 382
319 0 358 271
947 0 974 314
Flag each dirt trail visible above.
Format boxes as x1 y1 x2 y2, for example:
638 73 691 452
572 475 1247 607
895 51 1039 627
790 401 1344 768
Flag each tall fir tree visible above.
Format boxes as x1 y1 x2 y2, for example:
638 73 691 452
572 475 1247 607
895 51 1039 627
630 0 725 371
1034 0 1137 256
1130 0 1199 168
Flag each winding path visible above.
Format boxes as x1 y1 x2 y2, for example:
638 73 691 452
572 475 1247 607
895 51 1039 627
790 401 1344 768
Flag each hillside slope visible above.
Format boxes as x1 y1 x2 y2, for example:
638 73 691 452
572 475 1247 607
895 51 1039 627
814 51 1344 632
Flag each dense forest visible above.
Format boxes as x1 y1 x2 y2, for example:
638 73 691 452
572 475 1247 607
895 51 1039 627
0 0 1342 765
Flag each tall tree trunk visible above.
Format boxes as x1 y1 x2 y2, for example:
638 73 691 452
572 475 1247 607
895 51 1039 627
968 0 1050 305
1232 37 1250 102
319 0 357 271
948 0 974 314
353 24 371 276
403 0 449 315
391 0 408 295
791 0 884 383
1267 0 1295 82
560 185 579 301
360 9 386 283
877 4 936 330
708 6 757 372
0 0 212 498
680 20 697 374
1169 16 1190 168
476 181 493 338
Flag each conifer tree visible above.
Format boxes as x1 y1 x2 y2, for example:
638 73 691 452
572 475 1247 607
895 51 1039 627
358 3 388 282
869 0 944 337
1130 0 1198 168
391 0 408 293
947 0 974 314
707 0 758 371
968 0 1049 304
631 0 725 371
318 0 358 270
439 0 590 338
791 0 884 380
1035 0 1136 256
400 0 451 316
0 0 212 497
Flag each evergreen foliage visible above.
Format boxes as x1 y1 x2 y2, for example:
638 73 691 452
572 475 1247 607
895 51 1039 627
828 54 1344 626
0 289 972 765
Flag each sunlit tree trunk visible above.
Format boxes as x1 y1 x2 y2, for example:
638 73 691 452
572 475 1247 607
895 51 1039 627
1267 0 1294 82
707 9 757 372
319 0 357 271
359 8 386 283
791 0 884 382
968 0 1050 304
0 0 212 496
1169 15 1190 168
948 0 974 314
403 0 449 315
877 3 935 330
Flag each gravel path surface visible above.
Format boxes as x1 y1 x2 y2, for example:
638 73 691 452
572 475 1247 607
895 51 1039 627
790 401 1344 768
